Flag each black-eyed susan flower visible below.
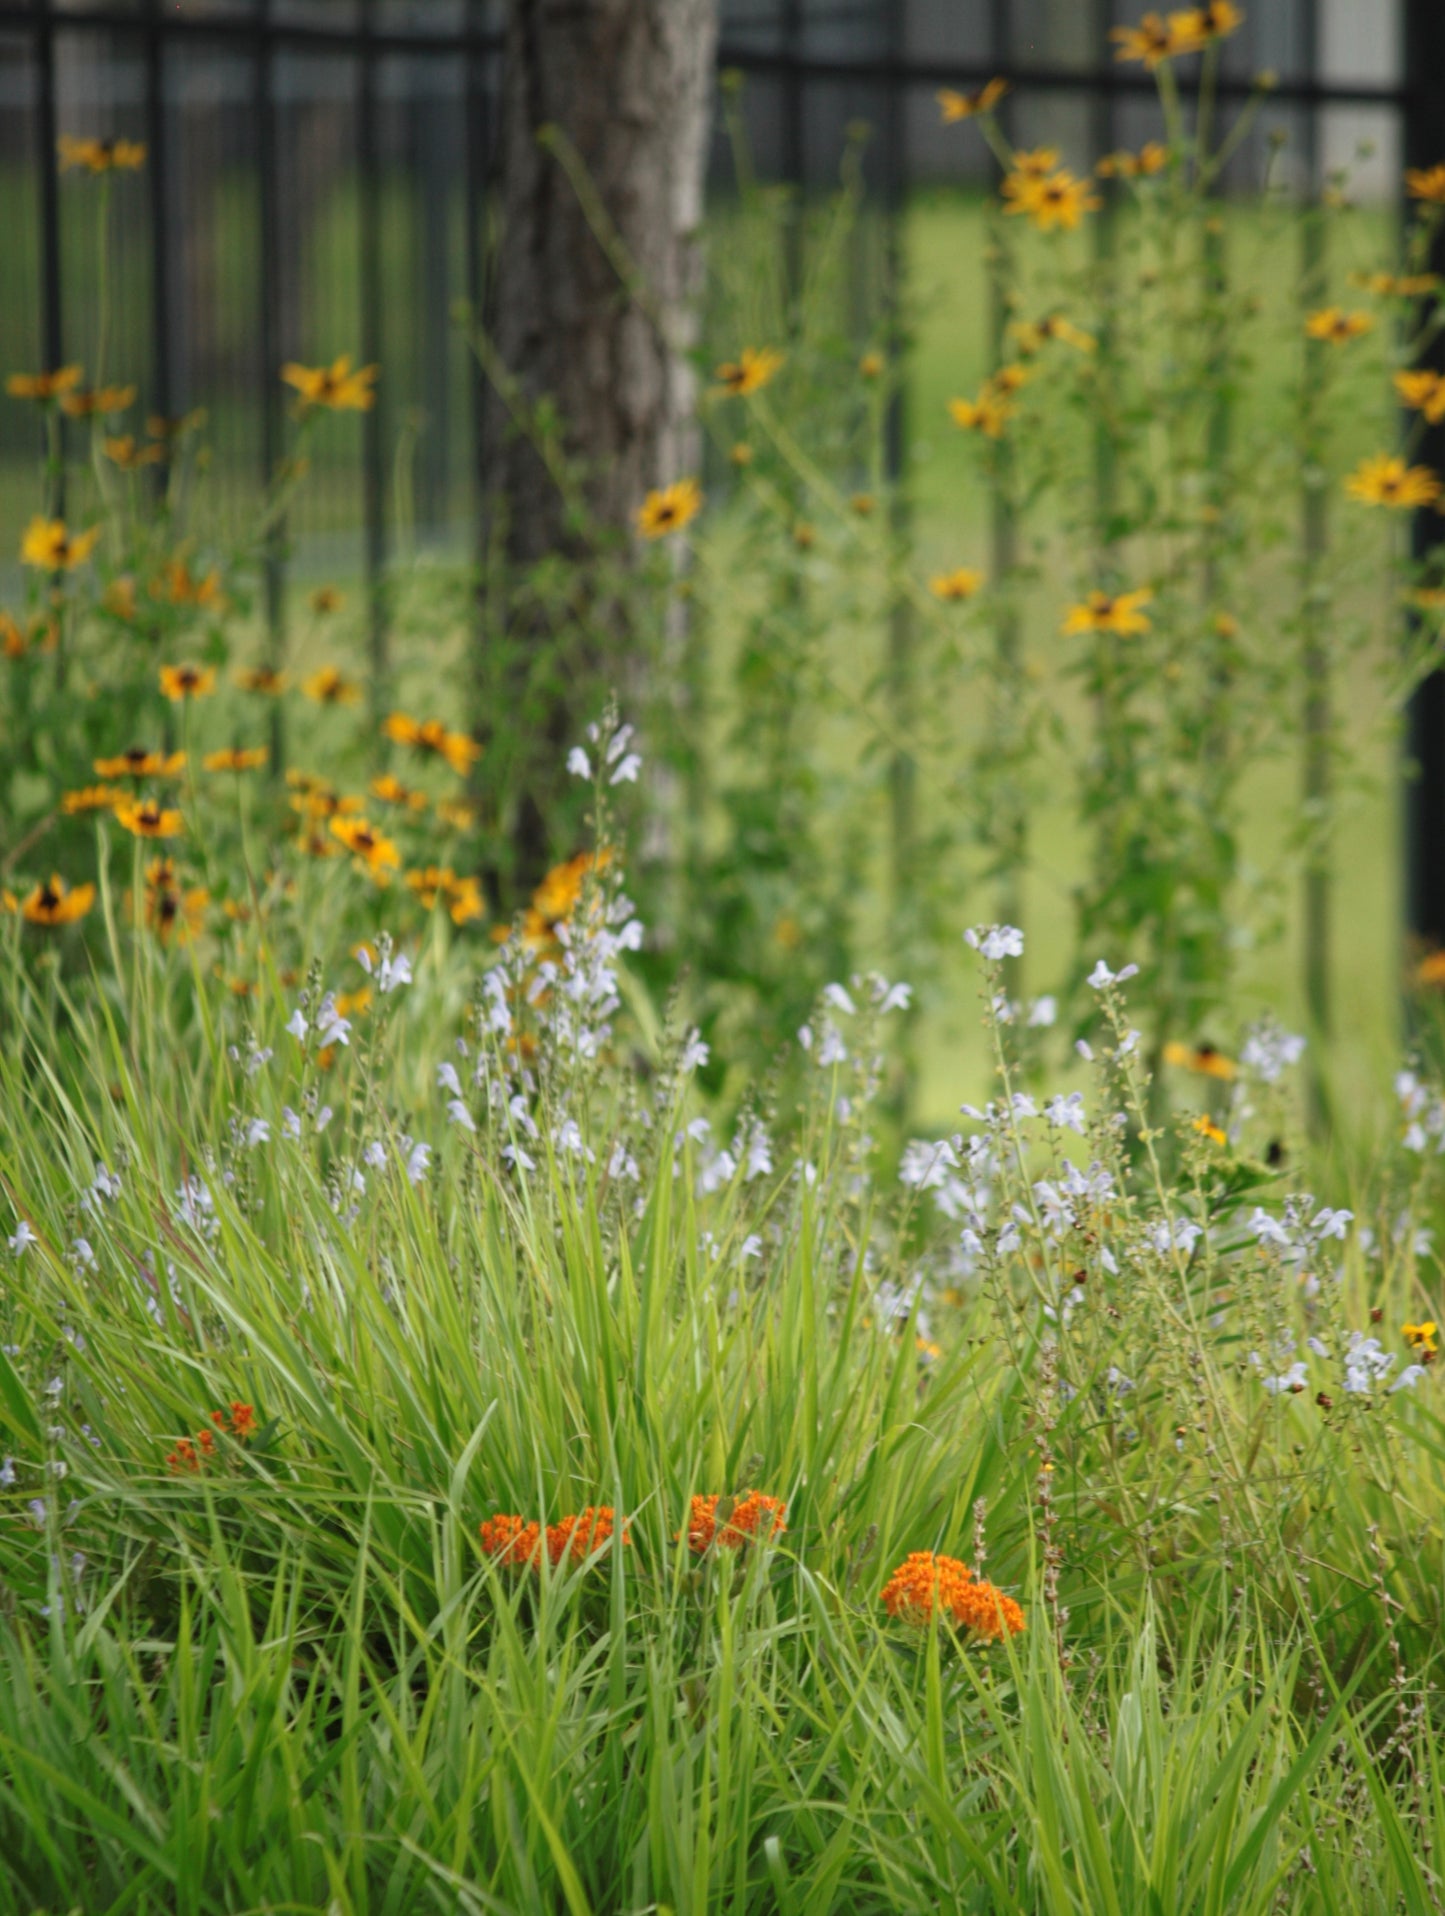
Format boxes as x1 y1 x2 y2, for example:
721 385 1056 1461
381 713 480 776
436 796 478 831
20 875 95 927
58 135 146 172
936 78 1008 122
329 815 400 880
1304 307 1373 344
104 434 164 471
1405 165 1445 205
1180 1 1244 42
636 477 702 538
309 585 345 616
1192 1114 1227 1145
714 347 783 396
1110 10 1193 64
20 517 101 570
1163 1039 1236 1080
1403 1320 1438 1355
114 797 183 839
281 355 378 412
1096 142 1169 179
159 662 217 701
931 567 984 601
371 773 428 812
202 746 267 773
61 784 122 815
1395 370 1445 425
1345 455 1442 508
302 665 362 705
61 383 136 418
948 392 1012 437
6 364 82 403
1011 147 1060 178
1002 167 1101 232
235 665 289 696
94 747 186 780
1351 271 1439 298
153 558 222 608
142 860 209 944
1062 587 1153 636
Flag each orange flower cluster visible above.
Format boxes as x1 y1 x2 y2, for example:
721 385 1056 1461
166 1402 256 1474
479 1506 628 1569
879 1552 1026 1640
680 1492 788 1554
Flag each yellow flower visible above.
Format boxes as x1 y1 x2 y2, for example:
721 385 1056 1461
382 713 480 775
309 585 345 616
931 567 984 601
20 517 101 570
936 78 1009 122
1015 314 1097 354
1011 148 1060 178
20 874 95 927
1351 271 1439 299
104 434 164 471
1172 1 1244 44
94 747 186 779
1110 10 1195 63
153 558 222 608
60 383 136 418
636 478 703 538
1403 1320 1438 1354
1405 165 1445 205
436 796 478 831
406 865 456 909
1395 370 1445 426
1303 307 1373 344
61 784 122 815
1003 168 1101 232
948 393 1012 437
1062 587 1154 636
330 816 400 880
1192 1114 1227 1146
1 612 27 659
448 875 486 925
1097 143 1168 179
58 135 146 172
203 746 268 773
142 861 209 944
1345 455 1442 509
235 665 289 696
159 662 217 701
6 364 83 402
1163 1039 1237 1080
368 773 424 811
714 347 784 396
858 351 886 379
114 797 184 839
302 665 363 705
280 355 378 412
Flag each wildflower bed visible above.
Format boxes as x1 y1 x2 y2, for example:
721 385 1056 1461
3 719 1445 1913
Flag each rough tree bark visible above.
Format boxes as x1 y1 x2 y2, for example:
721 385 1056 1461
480 0 719 891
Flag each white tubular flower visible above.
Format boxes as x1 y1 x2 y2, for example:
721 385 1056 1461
1087 958 1139 990
822 983 857 1015
405 1142 431 1185
1027 995 1057 1028
609 753 642 785
436 1061 462 1097
286 1009 308 1042
446 1099 477 1133
8 1220 37 1255
567 747 591 779
965 924 1024 961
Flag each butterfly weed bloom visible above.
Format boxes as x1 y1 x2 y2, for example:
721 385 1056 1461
1304 307 1373 344
930 568 984 602
114 798 183 840
714 347 784 396
60 383 136 419
330 816 401 881
233 665 286 696
1061 587 1153 636
203 747 267 774
95 747 186 779
545 1507 628 1565
936 77 1009 122
680 1493 788 1554
880 1552 1025 1640
58 135 146 172
20 876 95 928
1345 455 1442 509
636 478 702 538
159 663 217 701
20 517 101 570
479 1514 543 1565
1163 1040 1237 1079
6 365 83 403
302 665 362 705
281 355 378 413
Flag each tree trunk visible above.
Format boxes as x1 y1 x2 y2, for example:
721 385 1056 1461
480 0 718 892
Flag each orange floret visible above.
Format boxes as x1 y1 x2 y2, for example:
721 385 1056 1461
479 1513 543 1566
679 1491 788 1553
880 1551 1025 1639
545 1505 628 1565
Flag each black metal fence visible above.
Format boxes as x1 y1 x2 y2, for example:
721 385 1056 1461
0 0 1438 942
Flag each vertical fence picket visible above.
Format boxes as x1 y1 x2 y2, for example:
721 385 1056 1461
257 0 286 776
35 0 65 521
359 0 387 737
